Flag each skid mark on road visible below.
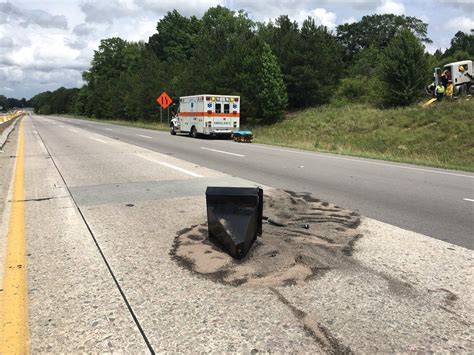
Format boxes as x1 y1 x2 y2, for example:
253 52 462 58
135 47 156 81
0 119 28 353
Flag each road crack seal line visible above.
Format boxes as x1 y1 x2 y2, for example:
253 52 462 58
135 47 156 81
34 125 155 354
270 287 353 354
9 196 69 203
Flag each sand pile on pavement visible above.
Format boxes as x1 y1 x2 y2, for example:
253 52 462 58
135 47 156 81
170 189 361 287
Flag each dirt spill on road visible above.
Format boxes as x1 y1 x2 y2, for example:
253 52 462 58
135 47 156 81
170 189 361 288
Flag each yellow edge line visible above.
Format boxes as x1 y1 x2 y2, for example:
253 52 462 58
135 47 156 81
0 119 28 353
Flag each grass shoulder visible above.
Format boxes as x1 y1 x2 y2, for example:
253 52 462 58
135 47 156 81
250 99 474 172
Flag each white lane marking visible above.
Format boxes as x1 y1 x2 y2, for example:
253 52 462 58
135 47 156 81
463 198 474 202
137 134 152 139
70 129 79 133
138 154 203 178
88 124 92 127
60 125 65 128
200 147 245 157
106 128 113 131
90 137 107 143
245 144 474 179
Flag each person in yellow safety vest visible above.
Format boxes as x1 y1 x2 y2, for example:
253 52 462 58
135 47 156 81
446 80 454 100
435 83 445 101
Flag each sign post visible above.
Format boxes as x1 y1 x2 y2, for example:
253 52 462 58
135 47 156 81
156 92 173 125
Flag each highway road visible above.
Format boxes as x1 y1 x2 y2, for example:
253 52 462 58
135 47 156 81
48 114 473 249
1 114 472 353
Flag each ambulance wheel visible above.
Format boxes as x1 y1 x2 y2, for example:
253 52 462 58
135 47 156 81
170 124 176 135
190 126 198 138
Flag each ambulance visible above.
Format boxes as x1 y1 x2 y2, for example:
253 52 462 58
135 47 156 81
170 94 240 138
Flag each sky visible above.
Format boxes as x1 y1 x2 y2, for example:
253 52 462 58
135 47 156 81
0 0 473 99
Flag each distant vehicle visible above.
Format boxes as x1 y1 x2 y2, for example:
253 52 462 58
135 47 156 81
426 60 474 95
170 95 240 138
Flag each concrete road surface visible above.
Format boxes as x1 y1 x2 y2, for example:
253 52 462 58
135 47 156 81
0 114 472 353
47 114 473 249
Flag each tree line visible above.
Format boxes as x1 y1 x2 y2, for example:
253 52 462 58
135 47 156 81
0 96 29 111
24 7 474 124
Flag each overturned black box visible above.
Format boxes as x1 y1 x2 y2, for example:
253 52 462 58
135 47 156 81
205 187 263 259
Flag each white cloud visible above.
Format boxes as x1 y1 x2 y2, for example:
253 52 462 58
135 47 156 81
80 0 139 24
341 16 357 25
137 0 223 17
0 86 14 93
376 0 405 15
301 0 384 11
0 1 68 29
435 0 474 12
296 8 337 29
0 36 14 48
230 0 310 22
0 66 24 83
444 16 474 33
72 23 96 36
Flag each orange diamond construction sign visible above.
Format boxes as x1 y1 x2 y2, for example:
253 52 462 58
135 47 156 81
156 92 173 109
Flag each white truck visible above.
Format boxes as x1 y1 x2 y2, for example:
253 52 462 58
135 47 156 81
427 60 474 95
170 94 240 138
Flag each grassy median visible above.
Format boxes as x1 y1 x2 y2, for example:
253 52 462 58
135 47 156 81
64 98 474 172
251 99 474 172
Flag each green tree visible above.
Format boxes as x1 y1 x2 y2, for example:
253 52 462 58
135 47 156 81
337 14 431 61
0 95 8 110
444 30 474 57
378 29 428 106
259 16 343 108
147 10 201 62
256 43 287 122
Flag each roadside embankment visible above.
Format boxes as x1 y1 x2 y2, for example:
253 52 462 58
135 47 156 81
251 99 474 172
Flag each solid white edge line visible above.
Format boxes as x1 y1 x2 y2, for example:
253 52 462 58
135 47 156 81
200 147 245 157
158 161 203 177
463 198 474 202
106 128 113 130
137 134 152 139
245 144 473 179
90 137 107 143
70 129 78 133
138 154 203 178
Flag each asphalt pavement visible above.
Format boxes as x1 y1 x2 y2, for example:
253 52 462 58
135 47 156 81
47 114 473 249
